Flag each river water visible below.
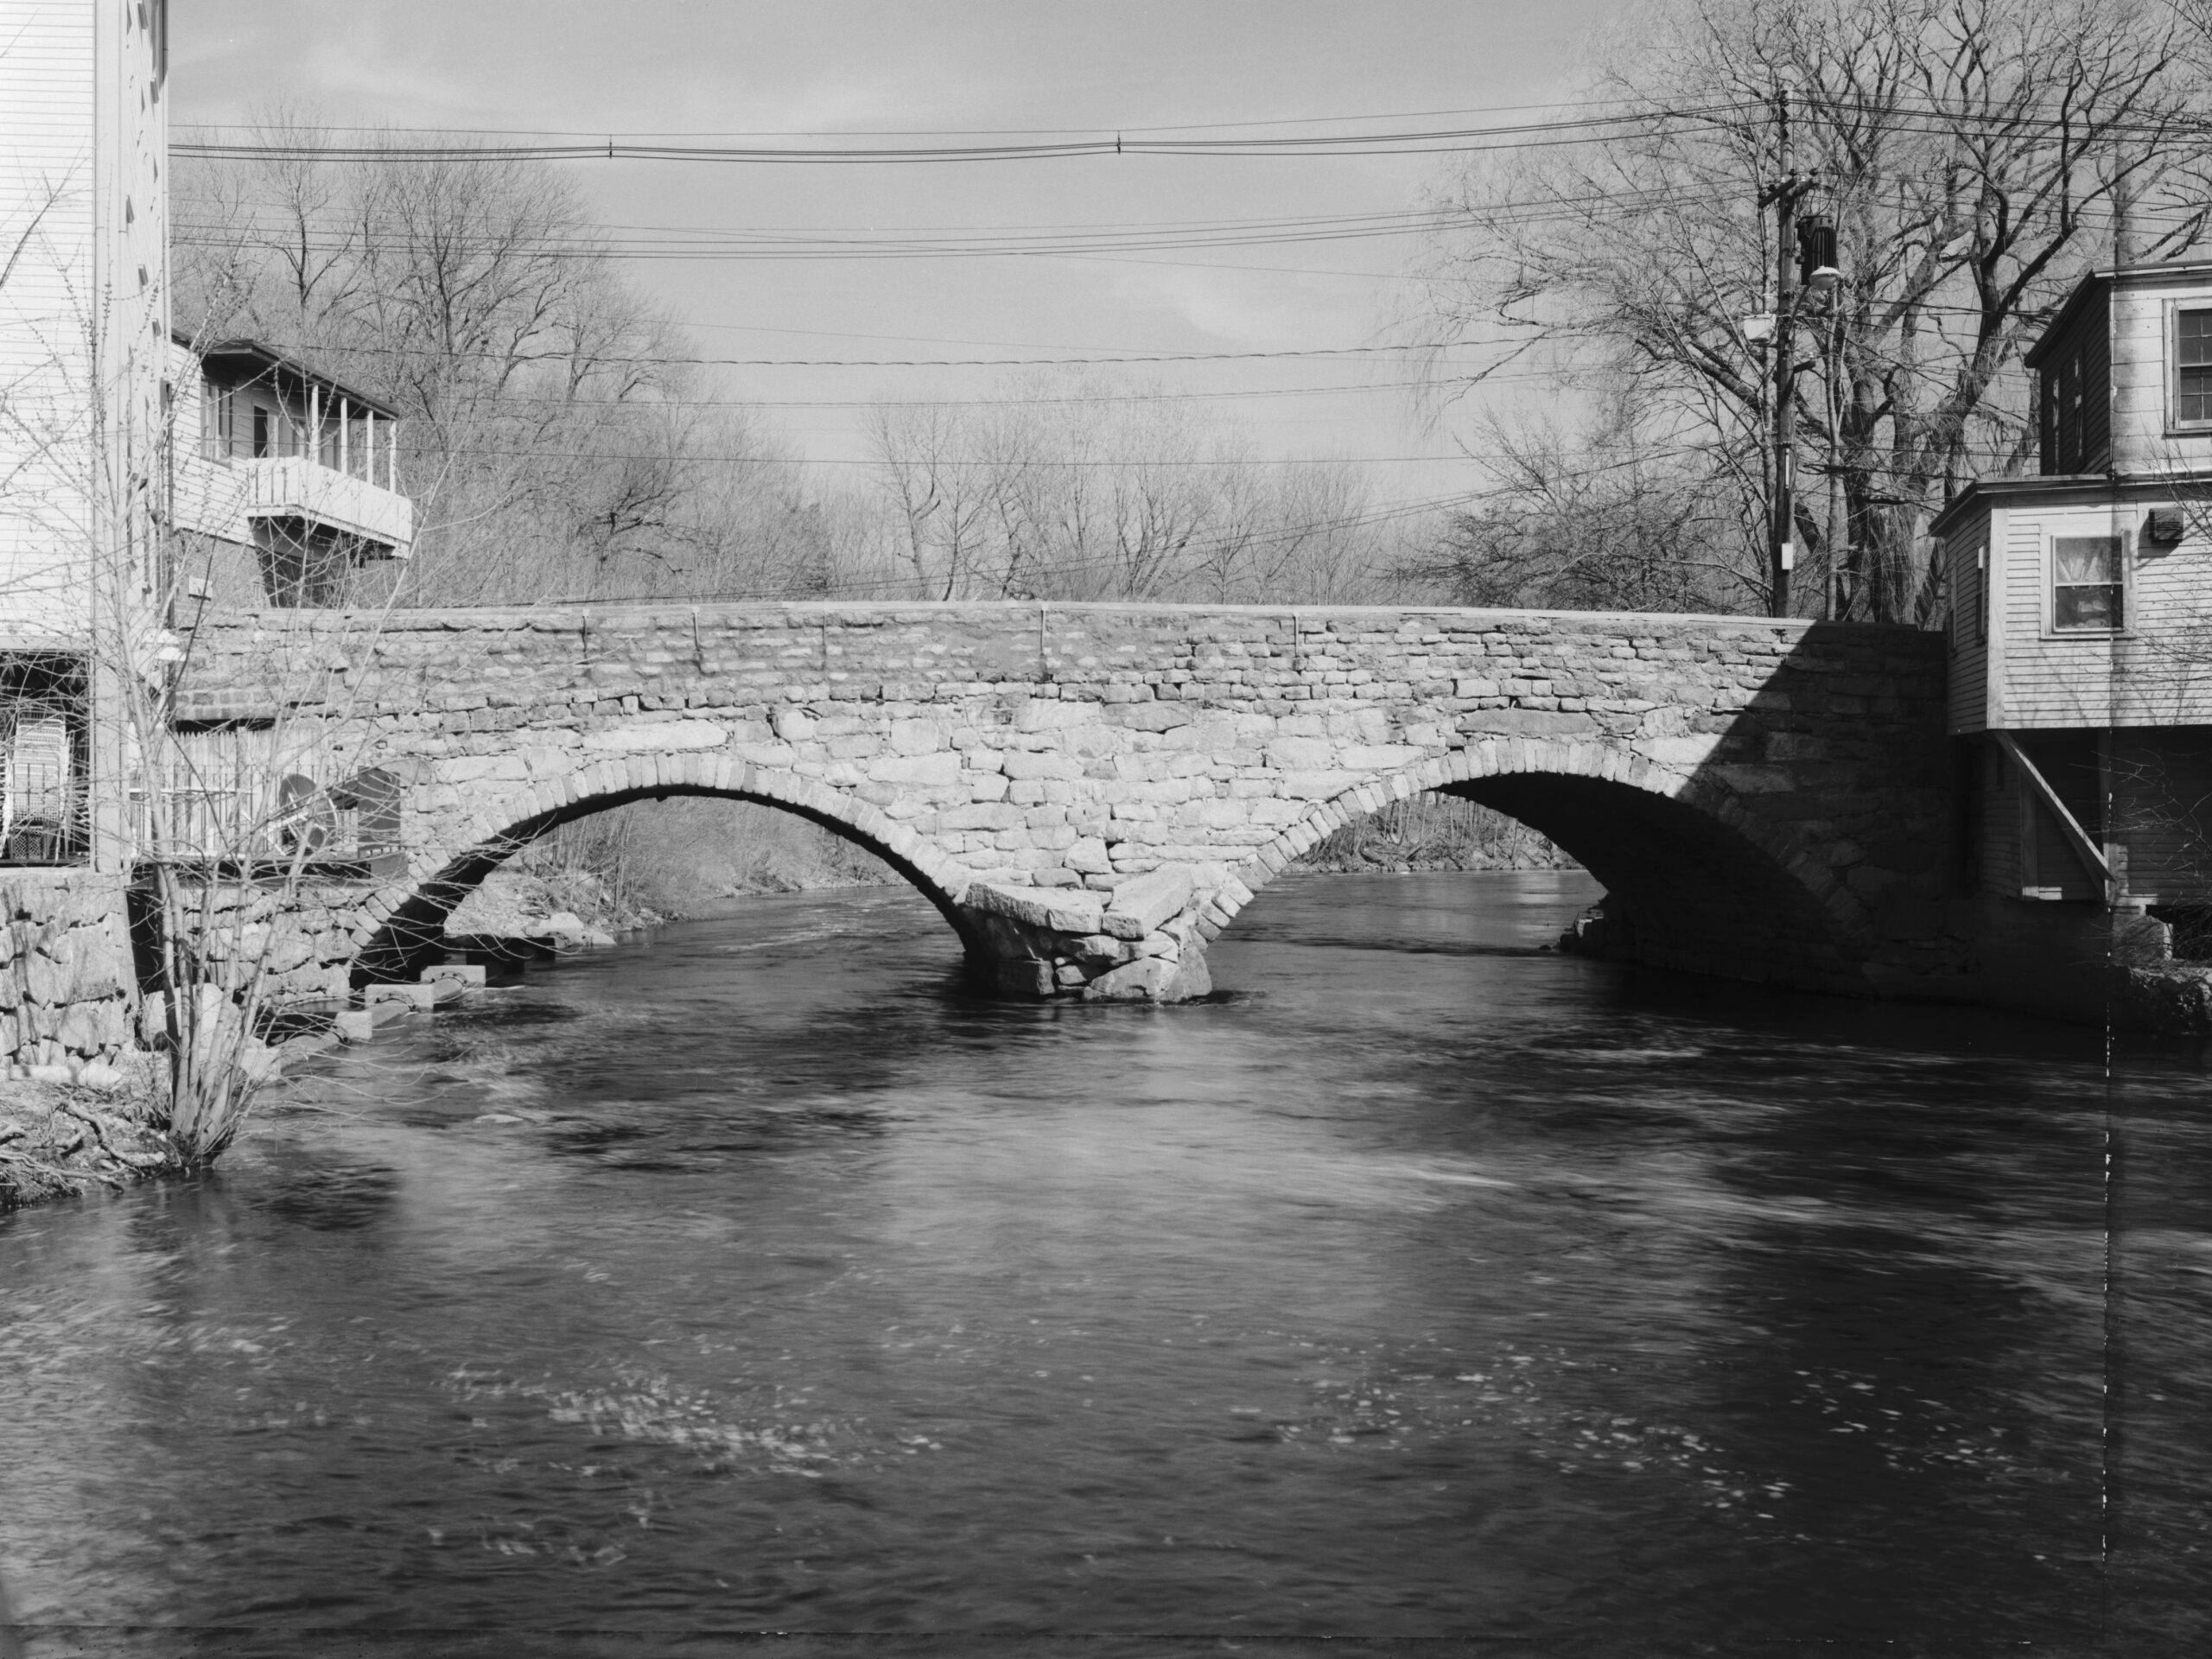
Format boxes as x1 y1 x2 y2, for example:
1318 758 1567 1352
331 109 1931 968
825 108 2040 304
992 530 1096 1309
3 871 2210 1656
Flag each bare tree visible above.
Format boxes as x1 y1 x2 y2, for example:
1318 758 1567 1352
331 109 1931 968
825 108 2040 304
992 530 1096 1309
1402 402 1761 613
861 371 1402 604
173 111 825 607
1414 0 2212 621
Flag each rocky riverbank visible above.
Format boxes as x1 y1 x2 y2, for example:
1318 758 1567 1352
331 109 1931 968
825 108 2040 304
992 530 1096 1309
0 1071 178 1208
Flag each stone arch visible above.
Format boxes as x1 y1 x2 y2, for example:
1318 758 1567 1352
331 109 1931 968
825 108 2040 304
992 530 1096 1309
348 754 981 982
1204 739 1880 995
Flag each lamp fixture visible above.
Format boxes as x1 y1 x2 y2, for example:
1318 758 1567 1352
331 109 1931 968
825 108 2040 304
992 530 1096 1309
1797 214 1841 296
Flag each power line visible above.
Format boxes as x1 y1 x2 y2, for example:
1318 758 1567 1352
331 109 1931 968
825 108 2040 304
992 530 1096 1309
212 339 1476 371
166 188 1686 264
406 448 1478 467
170 93 1698 144
171 105 1761 166
287 377 1454 412
170 95 2212 170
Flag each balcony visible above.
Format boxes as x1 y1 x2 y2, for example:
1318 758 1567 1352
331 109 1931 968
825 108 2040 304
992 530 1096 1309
244 455 414 555
177 336 415 559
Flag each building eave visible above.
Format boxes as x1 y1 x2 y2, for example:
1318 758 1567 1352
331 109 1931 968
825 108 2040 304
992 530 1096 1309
2025 259 2212 371
171 330 404 421
1928 471 2212 538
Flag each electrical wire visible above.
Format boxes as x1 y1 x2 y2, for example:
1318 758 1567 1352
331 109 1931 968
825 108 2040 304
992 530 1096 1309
172 104 1762 166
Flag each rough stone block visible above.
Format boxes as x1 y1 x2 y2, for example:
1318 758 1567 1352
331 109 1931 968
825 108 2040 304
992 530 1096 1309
1336 744 1424 772
965 882 1106 937
366 981 461 1011
1116 703 1193 732
1072 933 1130 967
55 997 124 1055
995 958 1056 997
582 720 728 752
868 751 964 787
1083 946 1211 1003
1267 736 1337 769
1102 863 1196 939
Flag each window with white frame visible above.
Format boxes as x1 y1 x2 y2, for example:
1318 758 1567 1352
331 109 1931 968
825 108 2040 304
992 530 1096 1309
2051 535 2125 632
2177 307 2212 425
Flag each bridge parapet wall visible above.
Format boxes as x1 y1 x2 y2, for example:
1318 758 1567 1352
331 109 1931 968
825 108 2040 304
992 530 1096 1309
178 601 1955 1000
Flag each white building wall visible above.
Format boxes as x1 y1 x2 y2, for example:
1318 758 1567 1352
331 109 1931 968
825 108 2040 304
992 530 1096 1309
167 339 251 546
2111 274 2212 478
1943 513 1992 734
0 0 167 646
1973 489 2212 729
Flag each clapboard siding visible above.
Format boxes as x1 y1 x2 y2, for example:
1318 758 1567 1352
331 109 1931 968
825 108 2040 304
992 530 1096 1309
0 1 99 639
1998 501 2121 727
2112 276 2212 474
1944 512 1991 733
1940 486 2212 730
0 0 167 645
2111 296 2171 473
2080 305 2113 472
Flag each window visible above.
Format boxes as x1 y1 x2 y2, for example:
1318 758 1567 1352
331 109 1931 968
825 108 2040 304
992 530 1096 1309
200 384 233 459
251 405 270 459
2177 308 2212 424
2055 352 2081 465
0 653 91 866
1975 544 1989 643
2051 535 2124 631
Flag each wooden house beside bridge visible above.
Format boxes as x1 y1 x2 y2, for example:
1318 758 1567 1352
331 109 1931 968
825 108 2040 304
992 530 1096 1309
1937 260 2212 950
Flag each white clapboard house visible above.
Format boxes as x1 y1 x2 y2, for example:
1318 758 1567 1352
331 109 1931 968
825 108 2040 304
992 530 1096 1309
168 335 414 609
1 1 412 868
0 0 168 865
1936 260 2212 939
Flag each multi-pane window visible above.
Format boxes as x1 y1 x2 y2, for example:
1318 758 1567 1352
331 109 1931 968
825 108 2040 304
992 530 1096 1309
2177 308 2212 424
0 653 91 866
2051 536 2124 631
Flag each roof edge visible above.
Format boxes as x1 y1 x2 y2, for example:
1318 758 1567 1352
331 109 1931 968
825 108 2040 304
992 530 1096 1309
169 329 404 421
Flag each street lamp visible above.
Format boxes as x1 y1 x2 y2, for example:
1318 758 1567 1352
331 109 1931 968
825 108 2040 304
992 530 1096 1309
1797 213 1841 299
1755 186 1846 617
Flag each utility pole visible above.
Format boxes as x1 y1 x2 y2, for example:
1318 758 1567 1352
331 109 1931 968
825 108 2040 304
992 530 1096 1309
1767 90 1802 620
1745 96 1840 620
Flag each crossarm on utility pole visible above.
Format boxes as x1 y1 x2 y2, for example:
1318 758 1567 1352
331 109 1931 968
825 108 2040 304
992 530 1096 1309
1993 732 2111 888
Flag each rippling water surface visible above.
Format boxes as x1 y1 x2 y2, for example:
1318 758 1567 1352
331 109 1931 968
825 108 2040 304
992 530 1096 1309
4 871 2211 1656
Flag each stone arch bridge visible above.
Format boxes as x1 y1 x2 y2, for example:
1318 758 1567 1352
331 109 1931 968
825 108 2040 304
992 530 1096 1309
177 601 1958 1005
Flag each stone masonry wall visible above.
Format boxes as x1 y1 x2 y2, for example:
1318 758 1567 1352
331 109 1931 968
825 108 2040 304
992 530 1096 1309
177 602 1956 1001
1 870 134 1077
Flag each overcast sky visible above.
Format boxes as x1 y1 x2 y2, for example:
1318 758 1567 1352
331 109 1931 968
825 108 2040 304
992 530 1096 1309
174 1 1621 505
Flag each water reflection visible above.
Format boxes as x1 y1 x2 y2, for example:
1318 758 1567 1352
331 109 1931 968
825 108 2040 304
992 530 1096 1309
0 872 2205 1654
